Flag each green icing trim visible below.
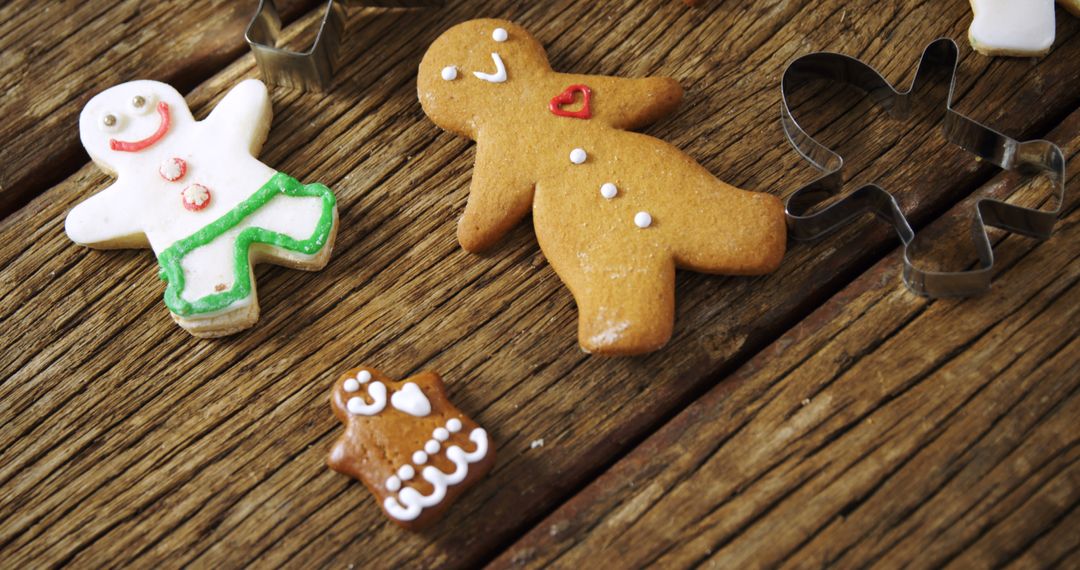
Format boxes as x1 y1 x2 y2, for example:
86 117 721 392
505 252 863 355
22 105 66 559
157 172 336 317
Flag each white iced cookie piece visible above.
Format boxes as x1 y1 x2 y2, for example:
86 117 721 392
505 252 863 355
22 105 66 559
968 0 1056 57
65 78 338 338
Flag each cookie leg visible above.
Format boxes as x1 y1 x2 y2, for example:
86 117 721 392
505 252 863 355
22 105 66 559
240 188 339 271
672 186 786 275
569 259 676 356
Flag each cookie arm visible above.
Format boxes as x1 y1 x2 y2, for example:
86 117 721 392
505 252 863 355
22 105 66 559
65 181 147 248
204 79 273 156
581 75 683 130
457 142 535 253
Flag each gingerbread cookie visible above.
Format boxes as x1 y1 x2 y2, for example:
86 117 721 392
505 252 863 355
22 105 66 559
967 0 1078 56
66 79 338 337
418 19 785 355
327 367 494 530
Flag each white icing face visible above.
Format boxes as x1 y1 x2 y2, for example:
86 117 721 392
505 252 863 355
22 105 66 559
79 80 194 175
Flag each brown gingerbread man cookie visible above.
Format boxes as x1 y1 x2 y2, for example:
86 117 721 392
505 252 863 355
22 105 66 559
418 19 786 356
327 367 494 530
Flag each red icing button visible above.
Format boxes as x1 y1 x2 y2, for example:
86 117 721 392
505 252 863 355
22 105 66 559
181 184 211 212
549 84 592 119
159 157 187 182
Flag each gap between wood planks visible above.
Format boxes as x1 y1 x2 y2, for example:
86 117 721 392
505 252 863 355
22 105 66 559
0 0 1078 567
0 0 323 220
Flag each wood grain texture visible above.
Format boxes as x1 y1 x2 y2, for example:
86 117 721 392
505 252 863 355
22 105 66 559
493 108 1080 569
0 0 319 217
0 0 1077 567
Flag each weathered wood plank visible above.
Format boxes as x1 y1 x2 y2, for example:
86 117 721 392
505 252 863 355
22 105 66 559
0 0 319 217
0 0 1077 567
492 107 1080 569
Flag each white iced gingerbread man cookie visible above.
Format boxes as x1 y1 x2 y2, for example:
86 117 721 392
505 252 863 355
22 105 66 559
968 0 1078 56
66 79 339 337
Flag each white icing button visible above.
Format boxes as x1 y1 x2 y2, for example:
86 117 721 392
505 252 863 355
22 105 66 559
446 418 463 433
634 211 652 228
441 66 458 81
356 370 372 383
181 184 211 211
569 148 587 164
425 440 440 455
600 182 618 199
343 378 360 392
412 451 428 465
386 476 401 492
433 427 450 441
158 157 186 182
492 27 508 42
398 465 415 480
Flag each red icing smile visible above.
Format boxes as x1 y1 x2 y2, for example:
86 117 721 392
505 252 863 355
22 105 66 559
110 101 170 152
549 84 592 119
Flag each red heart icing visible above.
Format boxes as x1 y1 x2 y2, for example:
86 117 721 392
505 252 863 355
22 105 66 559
549 84 592 119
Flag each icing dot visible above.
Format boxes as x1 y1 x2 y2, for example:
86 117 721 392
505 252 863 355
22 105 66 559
343 378 360 392
425 440 440 455
99 112 121 132
398 465 415 480
158 157 186 182
492 28 508 42
412 451 428 465
385 476 401 492
569 148 587 164
181 184 211 212
356 370 372 383
433 427 450 441
130 94 155 114
441 66 458 81
634 211 652 228
600 183 618 199
446 418 462 433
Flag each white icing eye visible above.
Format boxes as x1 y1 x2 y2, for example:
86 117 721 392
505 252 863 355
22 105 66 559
343 378 360 392
99 112 122 133
492 28 508 42
441 66 458 81
129 93 156 114
356 370 372 383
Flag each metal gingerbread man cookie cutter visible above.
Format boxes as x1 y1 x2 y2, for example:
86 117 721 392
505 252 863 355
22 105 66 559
780 38 1066 298
245 0 442 91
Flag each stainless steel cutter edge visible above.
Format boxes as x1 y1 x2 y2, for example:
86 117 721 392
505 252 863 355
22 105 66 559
780 38 1066 298
245 0 441 91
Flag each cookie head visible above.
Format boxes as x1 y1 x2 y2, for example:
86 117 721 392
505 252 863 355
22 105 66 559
79 80 192 174
418 19 551 136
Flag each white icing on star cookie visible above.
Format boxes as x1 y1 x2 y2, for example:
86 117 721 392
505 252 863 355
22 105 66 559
968 0 1056 56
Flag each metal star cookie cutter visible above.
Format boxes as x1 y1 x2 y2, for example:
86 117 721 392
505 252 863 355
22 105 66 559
245 0 441 91
780 38 1066 298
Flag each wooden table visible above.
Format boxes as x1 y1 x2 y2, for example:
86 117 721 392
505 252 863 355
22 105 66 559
2 1 1077 567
